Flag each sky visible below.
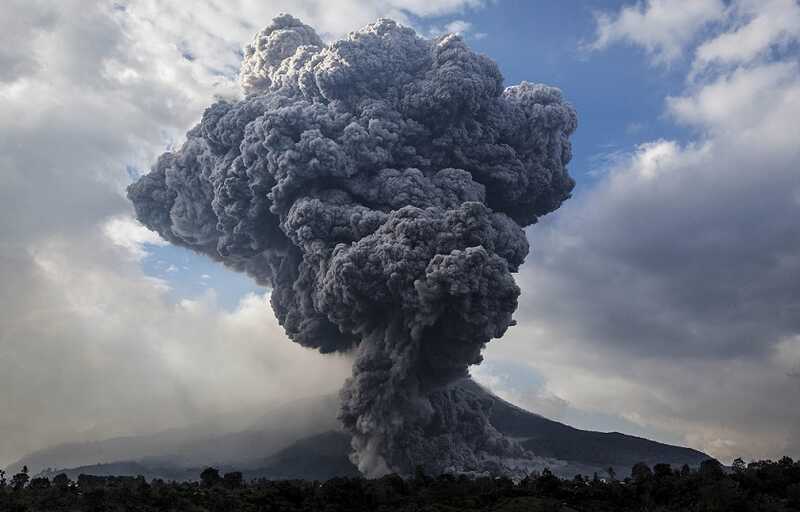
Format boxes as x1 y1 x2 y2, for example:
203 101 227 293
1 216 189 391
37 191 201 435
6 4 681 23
0 0 798 468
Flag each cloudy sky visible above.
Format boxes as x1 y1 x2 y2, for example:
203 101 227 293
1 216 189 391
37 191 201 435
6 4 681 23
1 0 798 468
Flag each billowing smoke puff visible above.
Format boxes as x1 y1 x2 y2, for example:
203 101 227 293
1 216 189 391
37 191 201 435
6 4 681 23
128 14 577 477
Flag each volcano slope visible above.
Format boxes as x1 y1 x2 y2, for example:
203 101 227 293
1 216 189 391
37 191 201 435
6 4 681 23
13 379 708 481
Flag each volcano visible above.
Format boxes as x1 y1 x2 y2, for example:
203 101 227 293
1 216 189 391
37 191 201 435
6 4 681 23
9 380 708 481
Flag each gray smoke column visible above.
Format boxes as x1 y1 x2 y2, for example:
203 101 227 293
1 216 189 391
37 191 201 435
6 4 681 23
128 14 577 477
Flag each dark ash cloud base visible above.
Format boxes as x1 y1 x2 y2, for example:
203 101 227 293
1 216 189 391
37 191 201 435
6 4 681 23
128 14 577 477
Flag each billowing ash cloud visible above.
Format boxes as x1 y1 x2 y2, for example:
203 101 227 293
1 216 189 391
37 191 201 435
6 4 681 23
128 14 577 476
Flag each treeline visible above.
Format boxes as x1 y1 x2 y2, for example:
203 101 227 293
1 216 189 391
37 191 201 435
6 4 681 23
1 458 800 511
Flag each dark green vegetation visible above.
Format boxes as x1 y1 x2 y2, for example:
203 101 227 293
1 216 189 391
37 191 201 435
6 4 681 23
2 458 800 511
9 380 708 481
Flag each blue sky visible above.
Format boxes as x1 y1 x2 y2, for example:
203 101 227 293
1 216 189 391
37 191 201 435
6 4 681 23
421 1 695 183
2 0 799 468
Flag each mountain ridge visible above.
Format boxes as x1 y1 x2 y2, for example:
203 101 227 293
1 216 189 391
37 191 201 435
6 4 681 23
9 379 709 480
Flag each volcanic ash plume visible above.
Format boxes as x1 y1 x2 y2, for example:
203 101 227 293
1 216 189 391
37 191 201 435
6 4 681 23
128 14 577 477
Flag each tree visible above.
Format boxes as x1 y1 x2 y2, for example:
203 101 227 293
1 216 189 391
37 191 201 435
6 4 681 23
653 463 672 478
223 471 243 489
414 464 429 483
732 458 746 473
200 467 221 488
787 483 800 508
537 468 561 495
52 473 70 488
28 477 50 490
699 459 724 480
631 462 653 483
606 466 616 481
11 466 29 490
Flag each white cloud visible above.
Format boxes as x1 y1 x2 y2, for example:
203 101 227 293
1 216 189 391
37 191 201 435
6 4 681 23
669 61 800 152
692 0 800 75
118 0 487 95
774 336 800 374
589 0 725 65
1 233 352 466
0 0 491 468
472 364 570 421
504 0 800 462
4 0 796 471
445 19 472 34
620 139 710 179
103 215 166 261
425 18 478 38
